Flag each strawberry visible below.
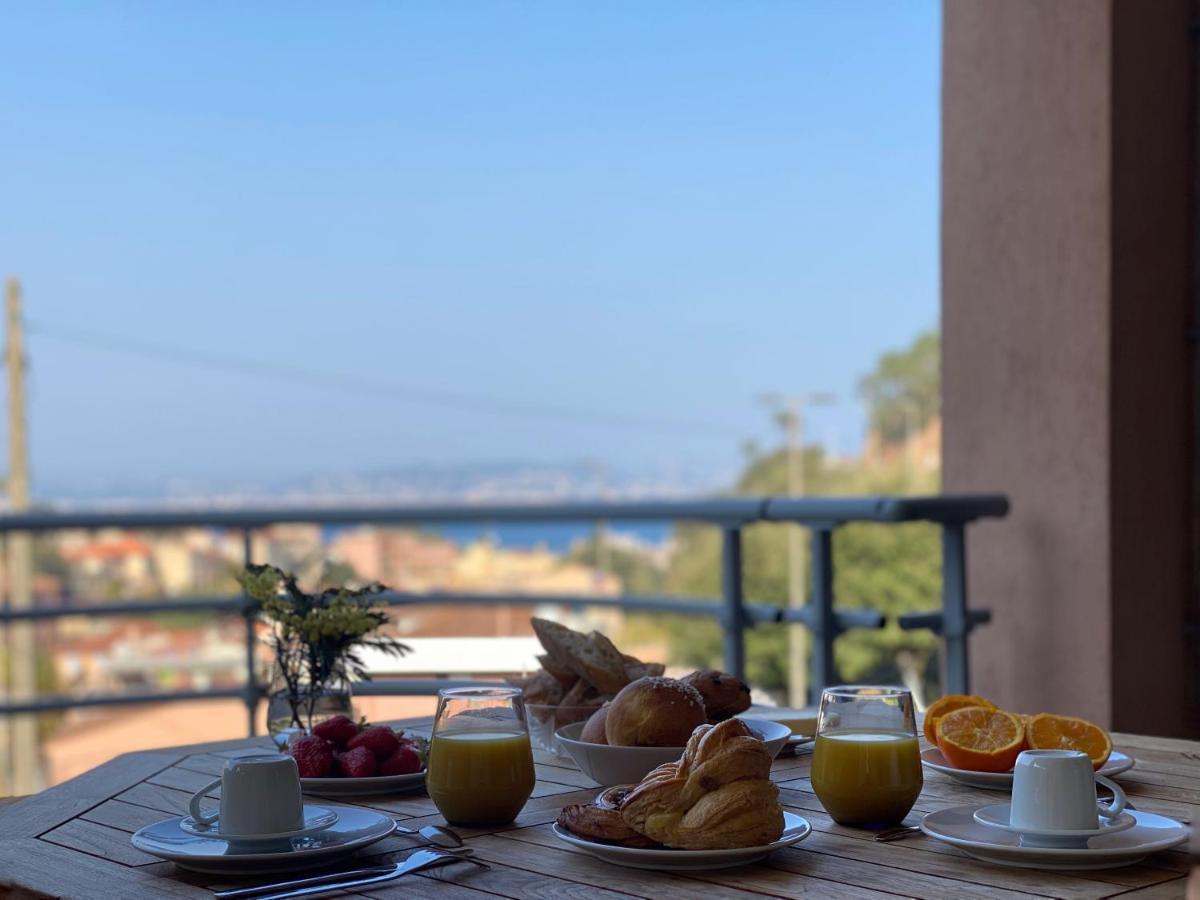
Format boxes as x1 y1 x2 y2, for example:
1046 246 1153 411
289 734 334 778
378 745 422 776
337 745 378 778
346 724 400 760
312 715 358 747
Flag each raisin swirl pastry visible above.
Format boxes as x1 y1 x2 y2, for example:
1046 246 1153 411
680 670 751 722
555 785 661 848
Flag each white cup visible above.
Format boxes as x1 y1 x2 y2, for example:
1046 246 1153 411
1010 749 1125 833
188 753 305 836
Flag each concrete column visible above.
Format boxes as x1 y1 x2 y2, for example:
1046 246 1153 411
942 0 1197 736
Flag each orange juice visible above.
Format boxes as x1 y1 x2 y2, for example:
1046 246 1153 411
811 730 922 826
426 730 535 826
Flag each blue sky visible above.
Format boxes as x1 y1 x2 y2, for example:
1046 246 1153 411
1 1 940 496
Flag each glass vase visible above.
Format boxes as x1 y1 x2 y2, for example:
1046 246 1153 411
266 673 355 743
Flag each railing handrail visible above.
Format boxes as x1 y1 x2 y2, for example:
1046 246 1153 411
0 492 1010 730
0 493 1007 532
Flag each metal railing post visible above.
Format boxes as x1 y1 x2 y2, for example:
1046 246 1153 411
721 526 746 680
941 522 970 694
808 527 836 701
242 530 258 736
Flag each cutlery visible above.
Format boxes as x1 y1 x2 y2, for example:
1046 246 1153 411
212 849 489 900
393 821 465 848
873 825 923 843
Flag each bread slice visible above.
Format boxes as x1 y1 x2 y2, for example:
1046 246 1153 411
538 653 578 687
625 660 666 682
522 670 567 706
531 617 592 671
531 617 633 693
576 631 632 694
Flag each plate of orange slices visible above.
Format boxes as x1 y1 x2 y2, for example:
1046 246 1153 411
919 695 1134 790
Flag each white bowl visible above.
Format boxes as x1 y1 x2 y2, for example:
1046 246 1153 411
555 719 792 786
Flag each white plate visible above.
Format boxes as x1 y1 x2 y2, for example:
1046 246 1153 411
179 804 338 842
556 720 792 787
921 805 1187 870
132 806 396 875
972 803 1136 847
300 770 425 797
551 810 811 870
921 748 1134 790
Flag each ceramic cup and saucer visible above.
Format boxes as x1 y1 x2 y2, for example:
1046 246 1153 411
180 753 338 844
922 750 1188 870
132 753 396 874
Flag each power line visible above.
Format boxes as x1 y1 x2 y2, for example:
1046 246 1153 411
27 319 739 439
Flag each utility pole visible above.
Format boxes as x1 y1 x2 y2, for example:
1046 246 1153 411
6 277 38 795
760 392 834 707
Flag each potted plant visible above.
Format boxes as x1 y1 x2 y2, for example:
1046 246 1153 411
239 563 411 737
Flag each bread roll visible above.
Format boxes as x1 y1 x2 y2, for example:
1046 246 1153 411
681 670 751 722
604 677 706 747
581 703 610 744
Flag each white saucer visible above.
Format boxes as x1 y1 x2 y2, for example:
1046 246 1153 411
921 804 1187 870
300 770 425 798
972 803 1136 848
132 806 395 874
551 810 811 870
921 748 1134 790
179 804 338 843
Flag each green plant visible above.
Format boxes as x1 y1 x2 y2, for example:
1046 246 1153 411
239 563 410 730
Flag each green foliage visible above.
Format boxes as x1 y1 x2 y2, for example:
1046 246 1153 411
859 329 939 444
647 330 945 702
240 564 411 730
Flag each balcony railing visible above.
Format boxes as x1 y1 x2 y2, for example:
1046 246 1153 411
0 494 1007 733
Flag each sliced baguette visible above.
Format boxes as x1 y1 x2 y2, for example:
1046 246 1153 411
531 617 592 671
575 631 632 694
625 660 666 681
522 670 567 706
537 653 578 687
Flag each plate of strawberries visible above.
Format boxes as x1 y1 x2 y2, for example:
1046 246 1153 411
285 715 428 797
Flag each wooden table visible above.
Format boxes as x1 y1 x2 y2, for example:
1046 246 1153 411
0 718 1194 899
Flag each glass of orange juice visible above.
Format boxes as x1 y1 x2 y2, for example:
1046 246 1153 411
811 685 923 827
426 686 535 827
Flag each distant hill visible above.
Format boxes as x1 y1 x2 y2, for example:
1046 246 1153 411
37 459 726 509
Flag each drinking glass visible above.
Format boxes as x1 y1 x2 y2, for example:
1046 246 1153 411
426 686 535 827
810 685 923 827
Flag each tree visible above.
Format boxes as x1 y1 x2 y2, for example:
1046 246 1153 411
859 329 939 445
645 331 945 704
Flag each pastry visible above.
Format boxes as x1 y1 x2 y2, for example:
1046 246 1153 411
556 785 659 848
580 703 610 744
681 670 752 722
619 718 785 849
604 677 707 747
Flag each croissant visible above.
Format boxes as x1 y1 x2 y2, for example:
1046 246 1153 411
619 718 784 850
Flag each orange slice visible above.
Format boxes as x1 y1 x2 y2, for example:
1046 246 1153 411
936 706 1025 773
922 694 997 744
1025 713 1112 769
